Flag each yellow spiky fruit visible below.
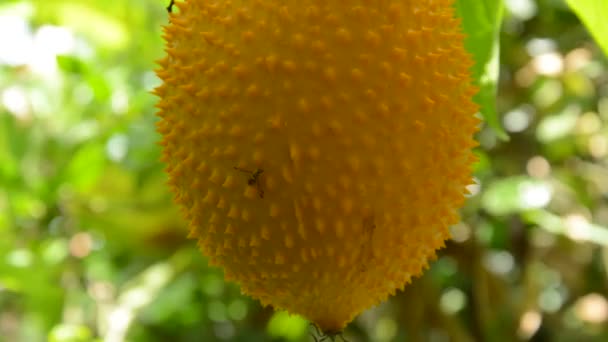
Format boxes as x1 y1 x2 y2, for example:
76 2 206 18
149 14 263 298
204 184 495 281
154 0 479 332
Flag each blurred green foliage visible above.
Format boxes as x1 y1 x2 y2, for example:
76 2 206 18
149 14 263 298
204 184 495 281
566 0 608 56
457 0 508 140
1 0 608 341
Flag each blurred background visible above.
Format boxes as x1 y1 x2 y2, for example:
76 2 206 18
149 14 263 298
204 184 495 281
1 0 607 341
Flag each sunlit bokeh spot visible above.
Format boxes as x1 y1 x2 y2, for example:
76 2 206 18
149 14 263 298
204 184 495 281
518 310 542 339
111 90 129 114
6 249 33 268
588 134 608 158
539 287 564 313
42 239 69 265
0 13 33 65
69 232 93 258
565 48 592 71
373 317 398 342
33 25 76 75
536 105 580 142
88 281 115 302
564 214 592 242
1 86 30 119
526 156 551 179
505 0 538 21
227 300 248 321
440 288 467 315
520 181 552 208
106 134 129 162
576 112 601 134
202 274 225 297
208 300 227 322
526 38 557 57
503 107 532 133
574 293 608 324
483 250 515 276
450 223 472 243
531 52 564 76
533 79 563 108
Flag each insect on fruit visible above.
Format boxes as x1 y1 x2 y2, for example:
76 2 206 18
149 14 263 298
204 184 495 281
166 0 175 13
234 166 265 198
310 323 349 342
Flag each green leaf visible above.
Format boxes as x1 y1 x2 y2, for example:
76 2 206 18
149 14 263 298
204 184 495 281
456 0 508 140
48 324 92 342
481 176 553 216
0 110 21 181
56 55 86 74
523 210 608 246
64 142 106 192
267 311 308 341
566 0 608 57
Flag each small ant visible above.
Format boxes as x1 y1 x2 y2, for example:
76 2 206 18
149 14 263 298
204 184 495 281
309 323 349 342
166 0 175 13
234 166 264 198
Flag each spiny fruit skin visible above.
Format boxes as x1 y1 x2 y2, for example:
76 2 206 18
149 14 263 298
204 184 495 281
154 0 479 332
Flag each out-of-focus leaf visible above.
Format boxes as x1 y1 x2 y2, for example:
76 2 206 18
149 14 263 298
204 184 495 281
48 324 92 342
64 142 106 192
266 311 307 341
456 0 508 140
473 149 492 176
566 0 608 57
85 73 111 102
102 250 191 341
523 209 608 246
36 2 128 50
40 239 69 265
56 55 85 74
481 176 553 216
0 111 24 180
536 105 580 142
139 274 198 324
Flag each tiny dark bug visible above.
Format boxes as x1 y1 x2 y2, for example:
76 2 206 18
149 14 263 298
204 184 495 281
167 0 175 13
309 323 349 342
234 166 264 198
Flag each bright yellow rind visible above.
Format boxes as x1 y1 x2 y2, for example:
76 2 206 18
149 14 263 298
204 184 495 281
154 0 479 332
